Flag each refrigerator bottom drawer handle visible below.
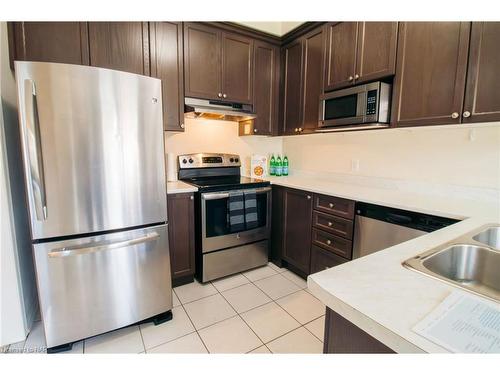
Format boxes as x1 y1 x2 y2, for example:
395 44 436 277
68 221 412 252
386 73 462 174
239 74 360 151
48 232 160 258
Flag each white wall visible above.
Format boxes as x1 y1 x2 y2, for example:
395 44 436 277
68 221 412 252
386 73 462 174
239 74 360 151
282 122 500 190
165 118 282 177
234 22 304 36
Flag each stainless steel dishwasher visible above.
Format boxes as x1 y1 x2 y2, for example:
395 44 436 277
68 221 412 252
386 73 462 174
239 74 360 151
352 202 458 259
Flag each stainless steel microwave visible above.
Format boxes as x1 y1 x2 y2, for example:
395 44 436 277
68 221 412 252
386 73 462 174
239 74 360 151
319 81 391 131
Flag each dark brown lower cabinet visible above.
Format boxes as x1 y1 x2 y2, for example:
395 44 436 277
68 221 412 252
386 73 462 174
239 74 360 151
281 188 313 274
167 193 195 286
310 245 347 274
323 308 396 353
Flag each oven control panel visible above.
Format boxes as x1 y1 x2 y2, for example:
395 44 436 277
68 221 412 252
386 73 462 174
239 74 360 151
178 153 241 169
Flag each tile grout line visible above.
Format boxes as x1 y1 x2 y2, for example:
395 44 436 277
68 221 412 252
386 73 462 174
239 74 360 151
179 302 211 354
137 324 148 354
216 284 265 353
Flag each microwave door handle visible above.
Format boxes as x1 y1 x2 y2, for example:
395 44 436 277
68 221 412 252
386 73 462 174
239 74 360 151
24 79 48 220
358 90 368 121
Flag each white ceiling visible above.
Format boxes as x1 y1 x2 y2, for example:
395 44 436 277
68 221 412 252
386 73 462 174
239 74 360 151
234 22 305 36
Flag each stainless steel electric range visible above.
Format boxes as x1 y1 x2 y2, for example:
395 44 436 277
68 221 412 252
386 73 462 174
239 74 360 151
178 153 271 282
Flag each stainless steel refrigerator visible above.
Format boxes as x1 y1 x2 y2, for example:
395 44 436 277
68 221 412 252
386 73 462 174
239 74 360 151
14 61 172 351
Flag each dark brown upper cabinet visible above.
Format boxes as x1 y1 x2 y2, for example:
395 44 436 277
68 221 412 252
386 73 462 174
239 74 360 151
301 27 325 132
392 22 471 127
355 22 398 85
251 41 280 135
8 22 90 68
222 33 253 104
184 23 221 101
324 22 358 91
150 22 185 132
282 39 303 135
184 23 253 104
463 22 500 124
281 188 313 275
324 22 397 91
167 193 196 286
281 25 324 135
88 22 150 75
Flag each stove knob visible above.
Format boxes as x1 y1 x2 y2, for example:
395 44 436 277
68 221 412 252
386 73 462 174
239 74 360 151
182 158 187 164
230 158 235 163
235 158 239 163
188 158 194 164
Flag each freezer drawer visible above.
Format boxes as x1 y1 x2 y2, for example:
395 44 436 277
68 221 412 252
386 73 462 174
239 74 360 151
33 224 172 348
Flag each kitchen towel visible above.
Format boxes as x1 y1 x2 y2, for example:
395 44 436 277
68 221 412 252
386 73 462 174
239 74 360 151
228 191 245 232
166 153 177 182
244 190 258 230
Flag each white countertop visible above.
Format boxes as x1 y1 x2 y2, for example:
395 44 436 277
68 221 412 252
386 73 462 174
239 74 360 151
261 173 500 353
166 180 197 194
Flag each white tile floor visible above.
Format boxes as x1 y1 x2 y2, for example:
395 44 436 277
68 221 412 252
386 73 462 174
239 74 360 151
3 263 325 354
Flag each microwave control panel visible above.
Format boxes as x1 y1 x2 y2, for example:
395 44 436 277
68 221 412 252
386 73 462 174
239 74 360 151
366 90 378 115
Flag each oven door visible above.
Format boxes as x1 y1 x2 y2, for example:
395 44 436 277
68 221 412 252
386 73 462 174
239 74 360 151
320 85 367 127
201 187 271 253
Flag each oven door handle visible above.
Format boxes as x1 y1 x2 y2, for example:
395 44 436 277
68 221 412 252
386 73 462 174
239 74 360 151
202 192 230 201
202 186 271 201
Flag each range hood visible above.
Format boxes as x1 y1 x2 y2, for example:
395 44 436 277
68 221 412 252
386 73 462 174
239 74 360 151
184 97 256 122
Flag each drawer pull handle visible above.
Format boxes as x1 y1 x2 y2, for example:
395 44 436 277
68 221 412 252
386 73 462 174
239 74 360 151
306 195 312 200
329 203 334 208
326 239 332 245
327 222 333 227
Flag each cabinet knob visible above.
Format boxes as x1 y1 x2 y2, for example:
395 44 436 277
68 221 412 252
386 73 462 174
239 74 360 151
254 128 258 133
223 93 227 98
463 111 471 118
298 128 303 132
190 195 194 200
218 93 223 98
180 123 185 129
329 203 334 208
327 222 333 227
451 112 459 119
306 195 312 200
348 76 354 81
326 239 332 245
294 128 299 132
354 74 360 80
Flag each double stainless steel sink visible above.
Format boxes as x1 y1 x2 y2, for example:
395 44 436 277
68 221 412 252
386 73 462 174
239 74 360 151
403 225 500 302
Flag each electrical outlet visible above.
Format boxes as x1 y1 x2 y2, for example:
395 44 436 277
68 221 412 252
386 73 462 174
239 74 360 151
351 159 360 173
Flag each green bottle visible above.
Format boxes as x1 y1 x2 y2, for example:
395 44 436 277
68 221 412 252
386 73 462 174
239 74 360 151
275 155 282 176
283 156 289 176
269 154 276 176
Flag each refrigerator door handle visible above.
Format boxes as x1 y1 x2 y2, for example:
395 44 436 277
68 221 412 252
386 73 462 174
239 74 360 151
47 232 160 258
24 79 48 220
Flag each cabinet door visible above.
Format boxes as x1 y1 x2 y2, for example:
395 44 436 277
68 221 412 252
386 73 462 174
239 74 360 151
222 32 253 103
184 23 221 100
301 27 325 131
150 22 185 132
324 22 358 91
282 40 303 135
282 188 313 274
392 22 470 127
167 193 195 283
9 22 89 67
463 22 500 123
88 22 150 75
355 22 398 84
252 41 280 135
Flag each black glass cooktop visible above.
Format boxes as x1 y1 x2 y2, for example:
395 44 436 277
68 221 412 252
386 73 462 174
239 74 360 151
181 176 270 192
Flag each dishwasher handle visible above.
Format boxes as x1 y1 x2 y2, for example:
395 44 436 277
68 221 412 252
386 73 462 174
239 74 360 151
385 213 412 226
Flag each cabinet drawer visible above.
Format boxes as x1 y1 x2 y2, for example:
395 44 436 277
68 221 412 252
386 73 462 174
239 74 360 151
312 228 352 260
313 194 355 219
310 245 348 274
313 211 353 239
